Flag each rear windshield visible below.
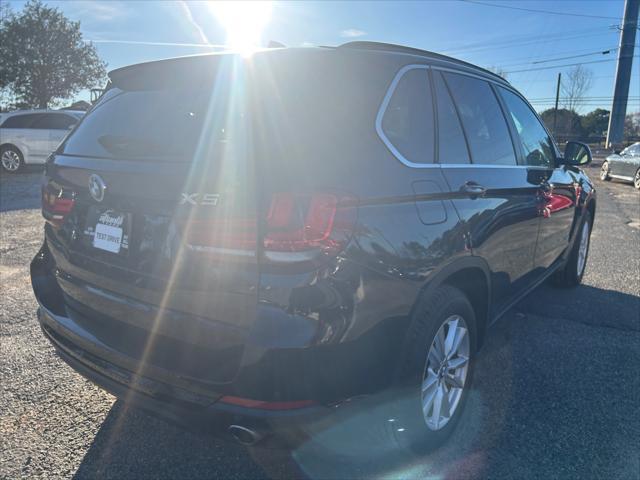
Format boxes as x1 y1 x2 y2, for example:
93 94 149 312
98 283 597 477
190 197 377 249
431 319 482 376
60 51 378 164
61 86 216 160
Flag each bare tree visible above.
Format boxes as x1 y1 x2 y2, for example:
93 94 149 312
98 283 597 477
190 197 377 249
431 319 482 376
624 112 640 139
561 65 593 113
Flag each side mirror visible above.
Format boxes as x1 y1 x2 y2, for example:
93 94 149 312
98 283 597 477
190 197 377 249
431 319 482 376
562 141 592 166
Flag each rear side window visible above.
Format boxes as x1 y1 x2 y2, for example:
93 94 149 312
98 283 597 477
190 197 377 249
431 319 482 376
379 67 435 165
444 73 516 166
499 88 555 167
31 113 78 130
433 72 470 164
1 113 42 129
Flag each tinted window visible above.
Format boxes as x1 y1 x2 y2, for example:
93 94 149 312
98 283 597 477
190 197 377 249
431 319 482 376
62 87 215 160
0 113 42 129
499 88 555 167
434 72 470 164
380 67 435 164
31 113 78 130
444 73 516 165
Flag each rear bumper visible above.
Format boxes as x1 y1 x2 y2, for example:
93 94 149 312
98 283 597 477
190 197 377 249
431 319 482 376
37 304 330 431
30 242 332 432
31 235 403 432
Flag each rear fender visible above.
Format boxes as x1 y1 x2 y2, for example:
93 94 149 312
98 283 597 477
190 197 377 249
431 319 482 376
398 256 492 363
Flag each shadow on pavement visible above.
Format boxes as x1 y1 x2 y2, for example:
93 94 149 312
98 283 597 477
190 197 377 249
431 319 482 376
517 282 640 331
73 285 639 479
72 401 271 480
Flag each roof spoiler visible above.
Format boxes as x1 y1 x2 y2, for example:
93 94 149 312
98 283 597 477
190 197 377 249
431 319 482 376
338 41 508 83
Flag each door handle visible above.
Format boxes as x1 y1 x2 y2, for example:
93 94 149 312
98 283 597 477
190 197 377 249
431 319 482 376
461 181 486 197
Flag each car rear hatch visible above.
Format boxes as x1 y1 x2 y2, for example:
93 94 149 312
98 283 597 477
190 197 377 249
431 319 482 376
40 55 258 387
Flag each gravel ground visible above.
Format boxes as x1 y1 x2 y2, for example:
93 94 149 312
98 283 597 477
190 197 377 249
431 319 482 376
1 162 639 479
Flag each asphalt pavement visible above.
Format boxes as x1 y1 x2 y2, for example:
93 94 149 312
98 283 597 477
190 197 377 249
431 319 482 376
1 162 638 479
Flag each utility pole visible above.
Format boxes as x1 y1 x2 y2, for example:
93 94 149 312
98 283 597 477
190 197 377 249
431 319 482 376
606 0 639 149
553 72 561 138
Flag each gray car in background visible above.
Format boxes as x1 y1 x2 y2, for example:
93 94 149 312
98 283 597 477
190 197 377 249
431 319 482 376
0 109 84 173
601 142 640 189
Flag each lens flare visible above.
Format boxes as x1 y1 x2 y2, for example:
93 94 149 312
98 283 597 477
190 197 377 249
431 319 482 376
209 1 273 56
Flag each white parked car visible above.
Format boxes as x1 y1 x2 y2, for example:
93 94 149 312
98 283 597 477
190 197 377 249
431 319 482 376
0 109 84 173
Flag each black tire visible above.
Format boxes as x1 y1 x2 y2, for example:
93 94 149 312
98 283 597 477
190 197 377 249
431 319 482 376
634 168 640 190
0 145 24 173
600 161 610 181
553 210 592 287
388 285 477 454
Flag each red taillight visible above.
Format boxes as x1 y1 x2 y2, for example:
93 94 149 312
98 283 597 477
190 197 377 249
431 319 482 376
219 395 316 410
42 184 75 228
264 193 355 256
180 192 355 259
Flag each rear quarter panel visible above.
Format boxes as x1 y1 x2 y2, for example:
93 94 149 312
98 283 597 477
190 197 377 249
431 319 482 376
252 53 470 396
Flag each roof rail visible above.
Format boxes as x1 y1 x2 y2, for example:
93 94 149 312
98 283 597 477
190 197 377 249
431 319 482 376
338 41 507 82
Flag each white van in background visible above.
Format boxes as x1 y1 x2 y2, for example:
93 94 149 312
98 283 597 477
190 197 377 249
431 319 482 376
0 110 84 173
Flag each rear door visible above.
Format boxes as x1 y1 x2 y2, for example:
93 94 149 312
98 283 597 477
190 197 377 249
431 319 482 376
435 70 541 311
21 114 52 159
0 113 46 161
44 58 259 383
496 86 576 271
620 144 640 177
31 113 78 153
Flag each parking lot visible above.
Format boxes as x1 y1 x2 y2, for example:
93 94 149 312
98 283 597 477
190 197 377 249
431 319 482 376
1 162 639 479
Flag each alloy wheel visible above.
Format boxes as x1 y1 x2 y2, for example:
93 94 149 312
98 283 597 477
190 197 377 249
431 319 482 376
600 162 609 180
1 150 21 172
634 169 640 189
577 220 590 277
421 315 470 431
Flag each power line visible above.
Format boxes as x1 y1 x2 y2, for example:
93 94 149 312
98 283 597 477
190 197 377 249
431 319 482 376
531 98 640 100
459 0 620 21
532 49 616 65
528 96 640 101
504 56 639 74
495 49 617 69
508 67 638 84
449 32 618 58
529 96 640 100
441 27 613 54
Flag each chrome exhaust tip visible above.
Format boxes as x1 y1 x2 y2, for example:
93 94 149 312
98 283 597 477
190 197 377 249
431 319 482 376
228 424 265 446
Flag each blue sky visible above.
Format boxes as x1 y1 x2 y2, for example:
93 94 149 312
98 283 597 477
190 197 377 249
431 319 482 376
6 0 639 113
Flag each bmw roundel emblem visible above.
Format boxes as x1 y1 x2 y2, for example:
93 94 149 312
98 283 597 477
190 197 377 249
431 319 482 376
88 174 106 202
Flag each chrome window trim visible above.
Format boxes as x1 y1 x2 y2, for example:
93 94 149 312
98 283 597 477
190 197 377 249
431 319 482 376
377 63 559 170
376 64 434 169
441 163 551 170
431 65 507 88
493 83 561 163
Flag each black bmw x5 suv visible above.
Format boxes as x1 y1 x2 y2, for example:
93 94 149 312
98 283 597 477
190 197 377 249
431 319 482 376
31 42 595 450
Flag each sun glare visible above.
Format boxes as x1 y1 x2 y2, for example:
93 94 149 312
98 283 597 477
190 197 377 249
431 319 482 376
209 1 273 56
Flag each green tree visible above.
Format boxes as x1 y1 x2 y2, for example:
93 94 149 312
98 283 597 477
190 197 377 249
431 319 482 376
580 108 610 138
0 0 106 109
540 108 583 140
